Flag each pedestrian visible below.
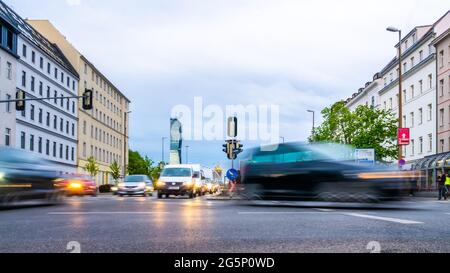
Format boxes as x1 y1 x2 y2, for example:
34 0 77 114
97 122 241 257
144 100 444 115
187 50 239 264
445 173 450 200
438 174 446 200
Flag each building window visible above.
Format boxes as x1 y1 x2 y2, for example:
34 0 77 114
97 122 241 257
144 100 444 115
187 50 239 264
4 128 11 146
31 51 35 63
60 118 63 132
83 121 87 135
429 134 433 152
20 132 25 149
410 57 414 68
31 76 35 92
411 140 415 156
66 121 69 134
60 144 63 159
71 147 75 161
440 79 445 97
22 44 27 57
54 68 58 79
410 85 414 98
30 134 34 151
39 57 43 69
410 112 414 128
419 80 423 93
39 81 43 96
440 109 445 127
71 123 75 136
5 94 11 112
21 71 26 87
47 63 51 74
429 74 433 89
53 142 57 157
418 108 423 125
38 108 42 123
428 104 433 121
419 137 423 154
419 50 423 62
46 112 50 126
66 145 69 160
440 139 445 153
53 115 57 129
46 139 50 155
38 137 42 154
30 104 35 121
6 62 12 80
83 142 87 158
440 50 445 68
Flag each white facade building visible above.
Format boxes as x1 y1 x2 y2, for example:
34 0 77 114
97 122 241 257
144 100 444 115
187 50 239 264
1 2 80 173
378 26 437 167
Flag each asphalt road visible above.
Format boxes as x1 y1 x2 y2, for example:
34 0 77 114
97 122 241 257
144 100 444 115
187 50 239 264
1 194 450 253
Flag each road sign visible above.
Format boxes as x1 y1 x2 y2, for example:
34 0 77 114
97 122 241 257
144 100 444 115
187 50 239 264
398 128 410 145
399 159 406 166
226 169 239 181
355 149 375 164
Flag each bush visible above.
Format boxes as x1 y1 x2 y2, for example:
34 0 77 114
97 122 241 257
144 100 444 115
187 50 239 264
99 184 113 193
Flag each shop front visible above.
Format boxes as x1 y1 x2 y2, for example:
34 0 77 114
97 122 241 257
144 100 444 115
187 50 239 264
413 152 450 191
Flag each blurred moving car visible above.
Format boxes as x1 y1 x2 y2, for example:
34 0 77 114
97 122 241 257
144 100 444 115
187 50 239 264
205 179 220 194
156 165 199 198
241 143 416 203
55 174 97 197
0 148 64 207
117 175 154 197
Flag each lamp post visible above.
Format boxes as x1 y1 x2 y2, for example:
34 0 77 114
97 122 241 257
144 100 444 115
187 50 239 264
307 110 315 137
185 145 190 164
387 26 403 165
161 137 167 164
123 111 131 177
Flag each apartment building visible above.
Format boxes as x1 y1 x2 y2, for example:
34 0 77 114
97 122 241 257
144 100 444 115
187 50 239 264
0 9 18 148
27 20 131 186
0 1 79 173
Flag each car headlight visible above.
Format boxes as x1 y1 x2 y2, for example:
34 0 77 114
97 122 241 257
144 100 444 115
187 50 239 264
156 180 166 187
111 186 118 191
357 171 418 180
184 181 194 187
0 172 5 181
138 182 146 188
118 183 126 188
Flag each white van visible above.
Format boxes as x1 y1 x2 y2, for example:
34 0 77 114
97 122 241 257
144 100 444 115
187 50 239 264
156 164 202 199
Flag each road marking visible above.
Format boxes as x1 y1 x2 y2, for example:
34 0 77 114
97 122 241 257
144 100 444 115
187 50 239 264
343 213 423 224
238 211 329 215
315 208 335 212
48 211 170 215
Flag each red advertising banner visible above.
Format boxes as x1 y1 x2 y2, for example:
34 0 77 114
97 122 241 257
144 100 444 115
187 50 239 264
398 128 410 146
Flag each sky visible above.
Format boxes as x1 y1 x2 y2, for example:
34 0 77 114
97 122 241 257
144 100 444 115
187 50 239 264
7 0 450 168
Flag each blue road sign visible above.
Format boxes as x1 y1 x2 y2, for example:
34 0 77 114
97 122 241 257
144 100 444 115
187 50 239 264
226 169 239 181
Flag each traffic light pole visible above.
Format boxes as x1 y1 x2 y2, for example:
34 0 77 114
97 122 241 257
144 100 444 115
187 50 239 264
0 95 85 103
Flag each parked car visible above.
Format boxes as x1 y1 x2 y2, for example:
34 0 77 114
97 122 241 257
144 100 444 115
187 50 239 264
0 148 64 207
241 142 415 203
117 175 154 197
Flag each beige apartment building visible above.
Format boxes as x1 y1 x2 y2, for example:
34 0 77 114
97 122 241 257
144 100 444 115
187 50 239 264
27 20 130 185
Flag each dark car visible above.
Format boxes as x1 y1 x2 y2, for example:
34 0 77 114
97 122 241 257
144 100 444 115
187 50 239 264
55 174 98 197
241 143 415 203
0 148 64 207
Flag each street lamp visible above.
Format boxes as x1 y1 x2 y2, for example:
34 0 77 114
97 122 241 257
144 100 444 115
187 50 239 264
387 26 403 165
161 137 167 164
185 145 190 164
123 111 132 177
307 110 315 137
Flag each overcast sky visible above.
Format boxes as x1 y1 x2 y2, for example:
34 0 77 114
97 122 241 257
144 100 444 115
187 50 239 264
8 0 450 168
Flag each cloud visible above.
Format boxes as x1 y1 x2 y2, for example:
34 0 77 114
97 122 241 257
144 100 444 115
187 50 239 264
66 0 81 6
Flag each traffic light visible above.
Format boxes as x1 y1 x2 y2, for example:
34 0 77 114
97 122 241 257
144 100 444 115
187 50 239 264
234 141 244 155
82 89 93 110
16 90 26 111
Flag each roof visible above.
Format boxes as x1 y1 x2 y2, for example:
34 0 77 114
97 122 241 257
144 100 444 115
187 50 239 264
81 55 131 103
0 0 79 78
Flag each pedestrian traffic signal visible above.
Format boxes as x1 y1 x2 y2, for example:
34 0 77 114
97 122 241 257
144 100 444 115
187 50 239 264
16 90 26 111
82 89 93 110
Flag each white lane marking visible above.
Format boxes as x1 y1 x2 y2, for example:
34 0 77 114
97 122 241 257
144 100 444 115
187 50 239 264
238 211 330 215
48 212 170 215
315 208 335 212
343 213 424 224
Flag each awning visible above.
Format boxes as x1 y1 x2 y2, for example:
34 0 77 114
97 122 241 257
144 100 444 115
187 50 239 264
415 152 450 170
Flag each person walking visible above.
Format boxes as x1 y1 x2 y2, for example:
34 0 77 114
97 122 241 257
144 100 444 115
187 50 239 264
445 173 450 201
438 174 446 200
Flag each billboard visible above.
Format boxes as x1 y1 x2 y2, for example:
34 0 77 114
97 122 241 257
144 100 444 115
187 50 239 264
355 149 375 164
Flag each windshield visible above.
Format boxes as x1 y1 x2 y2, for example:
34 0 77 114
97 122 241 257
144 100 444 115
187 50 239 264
161 168 192 177
124 175 147 182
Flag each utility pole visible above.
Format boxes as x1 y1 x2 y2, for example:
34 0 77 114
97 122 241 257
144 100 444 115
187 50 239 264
124 111 131 177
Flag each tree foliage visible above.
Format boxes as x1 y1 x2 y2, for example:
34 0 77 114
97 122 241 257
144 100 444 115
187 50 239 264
310 101 398 162
109 161 121 183
128 150 165 182
84 156 99 177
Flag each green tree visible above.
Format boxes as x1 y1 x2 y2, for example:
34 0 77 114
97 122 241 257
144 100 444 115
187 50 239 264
149 161 166 181
310 101 398 162
84 156 99 177
128 150 149 175
109 161 121 183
